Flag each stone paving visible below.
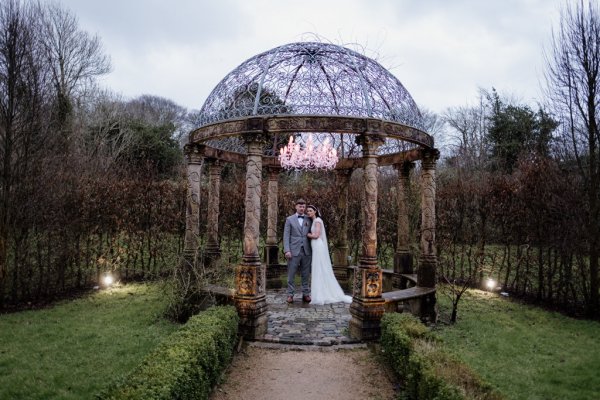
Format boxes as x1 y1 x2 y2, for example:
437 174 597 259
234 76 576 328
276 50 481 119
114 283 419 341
255 289 361 346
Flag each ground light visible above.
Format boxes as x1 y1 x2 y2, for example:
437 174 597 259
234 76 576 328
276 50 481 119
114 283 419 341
485 278 497 291
102 273 114 287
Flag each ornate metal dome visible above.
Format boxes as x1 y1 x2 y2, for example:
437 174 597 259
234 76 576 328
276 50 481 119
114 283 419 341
190 42 434 165
197 42 424 130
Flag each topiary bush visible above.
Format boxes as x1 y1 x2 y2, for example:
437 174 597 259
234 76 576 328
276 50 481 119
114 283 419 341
381 313 503 400
98 305 238 400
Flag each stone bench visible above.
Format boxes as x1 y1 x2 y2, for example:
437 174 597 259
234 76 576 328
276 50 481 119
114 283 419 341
382 286 437 322
201 284 235 308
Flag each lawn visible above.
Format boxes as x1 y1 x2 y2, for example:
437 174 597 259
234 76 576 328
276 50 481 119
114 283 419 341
435 288 600 400
0 282 179 400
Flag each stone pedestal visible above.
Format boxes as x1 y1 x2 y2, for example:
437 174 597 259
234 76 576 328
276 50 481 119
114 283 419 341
349 263 386 340
234 261 268 339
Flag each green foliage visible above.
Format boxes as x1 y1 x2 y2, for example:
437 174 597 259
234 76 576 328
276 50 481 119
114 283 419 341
0 283 178 400
436 289 600 400
119 120 183 177
381 313 503 400
486 89 557 172
99 305 239 400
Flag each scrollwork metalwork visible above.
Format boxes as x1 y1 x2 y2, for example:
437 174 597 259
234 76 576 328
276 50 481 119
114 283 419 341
198 42 424 130
192 42 433 159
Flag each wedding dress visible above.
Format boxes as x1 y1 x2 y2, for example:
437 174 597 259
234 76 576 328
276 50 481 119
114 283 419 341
310 217 352 305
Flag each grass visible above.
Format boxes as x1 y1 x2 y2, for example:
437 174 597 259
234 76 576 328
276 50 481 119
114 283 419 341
0 282 179 400
435 288 600 400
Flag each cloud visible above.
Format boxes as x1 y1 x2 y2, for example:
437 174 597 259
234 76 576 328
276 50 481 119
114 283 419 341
56 0 563 113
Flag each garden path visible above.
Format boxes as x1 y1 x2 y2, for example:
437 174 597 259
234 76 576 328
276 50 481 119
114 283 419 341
210 290 397 400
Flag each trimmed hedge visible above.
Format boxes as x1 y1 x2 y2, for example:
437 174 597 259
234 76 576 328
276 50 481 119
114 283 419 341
99 306 239 400
380 313 503 400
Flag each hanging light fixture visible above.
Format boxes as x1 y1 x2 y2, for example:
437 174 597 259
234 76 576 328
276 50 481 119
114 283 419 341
278 133 339 170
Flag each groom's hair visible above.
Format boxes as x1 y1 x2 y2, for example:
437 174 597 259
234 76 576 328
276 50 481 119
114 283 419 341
295 198 306 205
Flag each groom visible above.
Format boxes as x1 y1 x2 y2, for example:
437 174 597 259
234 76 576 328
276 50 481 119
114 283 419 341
283 198 312 304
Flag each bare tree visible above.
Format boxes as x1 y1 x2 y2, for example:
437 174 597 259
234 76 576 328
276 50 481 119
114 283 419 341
544 0 600 317
71 89 136 172
37 1 110 138
443 90 491 170
0 0 49 305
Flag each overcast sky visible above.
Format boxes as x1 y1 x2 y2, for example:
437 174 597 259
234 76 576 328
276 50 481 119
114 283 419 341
55 0 565 114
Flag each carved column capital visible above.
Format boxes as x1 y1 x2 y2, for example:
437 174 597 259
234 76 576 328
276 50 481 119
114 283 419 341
335 168 353 180
266 165 281 179
184 143 205 164
356 134 385 156
393 161 415 176
241 132 270 148
421 148 440 168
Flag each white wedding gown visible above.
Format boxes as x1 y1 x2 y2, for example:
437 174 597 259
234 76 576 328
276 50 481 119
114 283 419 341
310 217 352 305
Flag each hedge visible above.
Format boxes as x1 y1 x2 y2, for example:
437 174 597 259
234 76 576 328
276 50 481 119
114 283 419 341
380 313 504 400
98 305 239 400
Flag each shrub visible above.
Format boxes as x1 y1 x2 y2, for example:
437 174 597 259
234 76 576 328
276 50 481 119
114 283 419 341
381 313 503 400
99 305 238 400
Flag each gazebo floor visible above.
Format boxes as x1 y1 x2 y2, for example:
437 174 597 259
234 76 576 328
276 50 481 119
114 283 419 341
256 289 361 347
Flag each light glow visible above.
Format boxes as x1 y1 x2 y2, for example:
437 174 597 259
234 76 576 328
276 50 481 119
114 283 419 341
278 134 339 170
102 273 114 287
485 278 496 291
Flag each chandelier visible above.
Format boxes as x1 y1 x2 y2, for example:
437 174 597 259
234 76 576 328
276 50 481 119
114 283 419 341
278 134 339 170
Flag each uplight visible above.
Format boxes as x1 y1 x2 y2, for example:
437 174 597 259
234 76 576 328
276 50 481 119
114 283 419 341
485 278 496 291
102 273 114 287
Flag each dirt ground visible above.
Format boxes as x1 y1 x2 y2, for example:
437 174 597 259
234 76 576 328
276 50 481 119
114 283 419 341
210 344 398 400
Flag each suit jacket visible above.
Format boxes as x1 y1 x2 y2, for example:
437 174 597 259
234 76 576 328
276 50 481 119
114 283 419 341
283 214 312 257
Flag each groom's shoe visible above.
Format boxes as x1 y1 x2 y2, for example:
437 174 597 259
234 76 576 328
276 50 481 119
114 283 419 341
286 295 294 304
302 295 311 303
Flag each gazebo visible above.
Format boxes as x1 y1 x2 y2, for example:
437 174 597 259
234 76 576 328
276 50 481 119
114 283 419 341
184 42 439 340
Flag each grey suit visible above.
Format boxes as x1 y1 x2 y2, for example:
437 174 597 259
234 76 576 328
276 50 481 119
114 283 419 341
283 214 312 296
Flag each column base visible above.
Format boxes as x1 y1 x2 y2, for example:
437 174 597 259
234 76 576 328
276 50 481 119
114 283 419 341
394 251 413 274
181 249 197 268
234 296 268 339
234 262 267 339
349 297 386 341
394 251 413 288
264 244 279 265
204 246 221 268
266 263 285 289
417 254 437 288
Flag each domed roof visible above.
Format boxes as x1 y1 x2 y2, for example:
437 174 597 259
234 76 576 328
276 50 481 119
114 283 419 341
197 42 424 130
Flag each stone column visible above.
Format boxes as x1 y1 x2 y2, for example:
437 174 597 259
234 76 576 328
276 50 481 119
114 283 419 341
265 166 283 289
349 133 386 341
332 169 352 288
182 143 204 264
394 162 414 288
205 158 222 267
264 166 280 265
418 149 440 288
234 133 268 340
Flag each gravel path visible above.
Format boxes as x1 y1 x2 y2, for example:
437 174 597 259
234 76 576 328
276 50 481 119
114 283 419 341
210 343 397 400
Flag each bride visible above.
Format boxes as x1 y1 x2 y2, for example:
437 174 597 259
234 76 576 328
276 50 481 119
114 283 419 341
305 205 352 305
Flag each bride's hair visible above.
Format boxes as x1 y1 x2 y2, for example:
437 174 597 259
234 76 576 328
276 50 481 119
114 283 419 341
306 204 321 218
